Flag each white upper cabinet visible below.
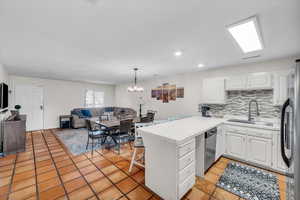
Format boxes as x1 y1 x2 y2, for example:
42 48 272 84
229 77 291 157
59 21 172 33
202 77 226 104
225 73 273 91
273 73 288 106
247 73 272 90
225 76 247 91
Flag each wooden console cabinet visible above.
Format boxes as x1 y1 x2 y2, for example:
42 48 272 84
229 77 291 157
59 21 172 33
2 115 26 155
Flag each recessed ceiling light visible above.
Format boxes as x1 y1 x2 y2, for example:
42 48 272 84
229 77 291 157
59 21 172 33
174 51 182 57
227 16 263 53
198 63 205 68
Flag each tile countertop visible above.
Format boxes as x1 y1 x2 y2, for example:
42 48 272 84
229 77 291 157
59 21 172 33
138 116 226 144
138 116 280 144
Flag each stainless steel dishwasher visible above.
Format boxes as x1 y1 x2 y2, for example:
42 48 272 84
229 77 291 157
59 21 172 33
205 127 217 171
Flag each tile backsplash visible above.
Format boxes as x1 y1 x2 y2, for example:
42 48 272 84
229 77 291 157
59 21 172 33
199 90 281 118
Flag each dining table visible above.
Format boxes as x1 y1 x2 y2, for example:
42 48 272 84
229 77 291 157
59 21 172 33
90 117 141 130
89 117 143 150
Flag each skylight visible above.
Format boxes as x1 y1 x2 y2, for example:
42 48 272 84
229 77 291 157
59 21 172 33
227 16 263 53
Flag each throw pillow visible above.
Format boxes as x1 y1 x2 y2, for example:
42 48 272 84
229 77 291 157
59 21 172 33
105 107 114 112
81 109 92 118
71 110 85 118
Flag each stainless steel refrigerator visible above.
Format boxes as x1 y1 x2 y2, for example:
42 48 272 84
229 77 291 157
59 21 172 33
281 59 300 200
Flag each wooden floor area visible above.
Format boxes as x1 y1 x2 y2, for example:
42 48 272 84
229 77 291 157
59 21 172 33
0 129 287 200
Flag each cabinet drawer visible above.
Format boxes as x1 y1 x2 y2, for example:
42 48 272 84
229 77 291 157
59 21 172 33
178 174 195 199
178 139 195 158
247 128 272 139
179 151 195 170
179 162 195 184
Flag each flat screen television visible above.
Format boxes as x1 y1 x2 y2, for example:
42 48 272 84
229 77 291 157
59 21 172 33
0 83 8 109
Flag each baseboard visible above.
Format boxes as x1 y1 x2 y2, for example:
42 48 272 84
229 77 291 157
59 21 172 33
223 155 288 176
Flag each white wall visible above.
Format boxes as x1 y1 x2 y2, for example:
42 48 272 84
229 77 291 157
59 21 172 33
115 57 296 120
9 76 115 129
0 64 8 84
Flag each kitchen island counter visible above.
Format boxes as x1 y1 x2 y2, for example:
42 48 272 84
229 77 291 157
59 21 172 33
138 116 225 145
137 116 225 200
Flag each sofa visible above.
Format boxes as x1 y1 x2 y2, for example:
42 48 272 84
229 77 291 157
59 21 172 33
71 107 137 128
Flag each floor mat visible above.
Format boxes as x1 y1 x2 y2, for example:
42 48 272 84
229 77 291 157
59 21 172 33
217 162 280 200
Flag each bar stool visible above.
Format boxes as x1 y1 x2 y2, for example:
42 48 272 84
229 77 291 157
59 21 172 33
129 122 148 172
129 136 145 172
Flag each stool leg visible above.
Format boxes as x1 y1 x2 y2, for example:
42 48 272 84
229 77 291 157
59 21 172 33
86 136 90 150
91 138 94 157
129 148 137 172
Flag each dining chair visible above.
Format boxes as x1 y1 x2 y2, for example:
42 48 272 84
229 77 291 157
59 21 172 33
111 119 134 154
140 111 155 123
85 119 107 156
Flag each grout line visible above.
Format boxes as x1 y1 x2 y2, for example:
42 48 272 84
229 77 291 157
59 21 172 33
49 129 100 200
2 130 286 200
86 147 148 198
5 138 20 200
84 151 130 198
40 130 70 200
31 131 41 200
92 146 154 200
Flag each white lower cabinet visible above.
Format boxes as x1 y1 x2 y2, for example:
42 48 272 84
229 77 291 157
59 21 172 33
223 124 285 173
247 136 272 167
215 126 226 161
225 130 246 159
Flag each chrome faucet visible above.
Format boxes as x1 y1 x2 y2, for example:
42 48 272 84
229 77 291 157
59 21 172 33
248 99 260 121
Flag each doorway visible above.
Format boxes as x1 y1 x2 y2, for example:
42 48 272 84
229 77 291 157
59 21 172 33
15 85 44 131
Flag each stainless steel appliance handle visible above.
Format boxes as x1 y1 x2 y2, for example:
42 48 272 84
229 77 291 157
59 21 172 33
281 98 292 167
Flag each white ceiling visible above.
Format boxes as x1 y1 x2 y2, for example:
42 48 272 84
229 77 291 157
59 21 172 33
0 0 299 84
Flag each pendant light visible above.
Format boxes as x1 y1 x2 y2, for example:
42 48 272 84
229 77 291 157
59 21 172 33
127 68 144 92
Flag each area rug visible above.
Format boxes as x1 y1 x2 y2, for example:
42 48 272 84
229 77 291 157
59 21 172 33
217 162 280 200
55 129 129 155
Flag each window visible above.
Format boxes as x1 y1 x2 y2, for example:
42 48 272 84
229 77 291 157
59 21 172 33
85 89 104 107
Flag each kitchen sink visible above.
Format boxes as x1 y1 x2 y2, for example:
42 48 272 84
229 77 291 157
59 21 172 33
228 119 273 127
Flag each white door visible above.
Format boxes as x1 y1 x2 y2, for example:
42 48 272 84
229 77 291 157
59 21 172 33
15 85 44 131
226 131 246 159
247 136 272 167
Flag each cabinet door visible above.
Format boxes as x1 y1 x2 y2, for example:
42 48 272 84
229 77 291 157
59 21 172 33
273 74 288 106
225 76 247 91
247 136 272 167
225 131 246 159
202 78 225 104
215 127 225 161
247 73 272 90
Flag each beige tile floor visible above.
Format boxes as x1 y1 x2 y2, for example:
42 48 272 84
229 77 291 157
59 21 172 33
0 129 287 200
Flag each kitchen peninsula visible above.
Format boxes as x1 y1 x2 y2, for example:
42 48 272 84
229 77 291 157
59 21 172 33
138 116 225 200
